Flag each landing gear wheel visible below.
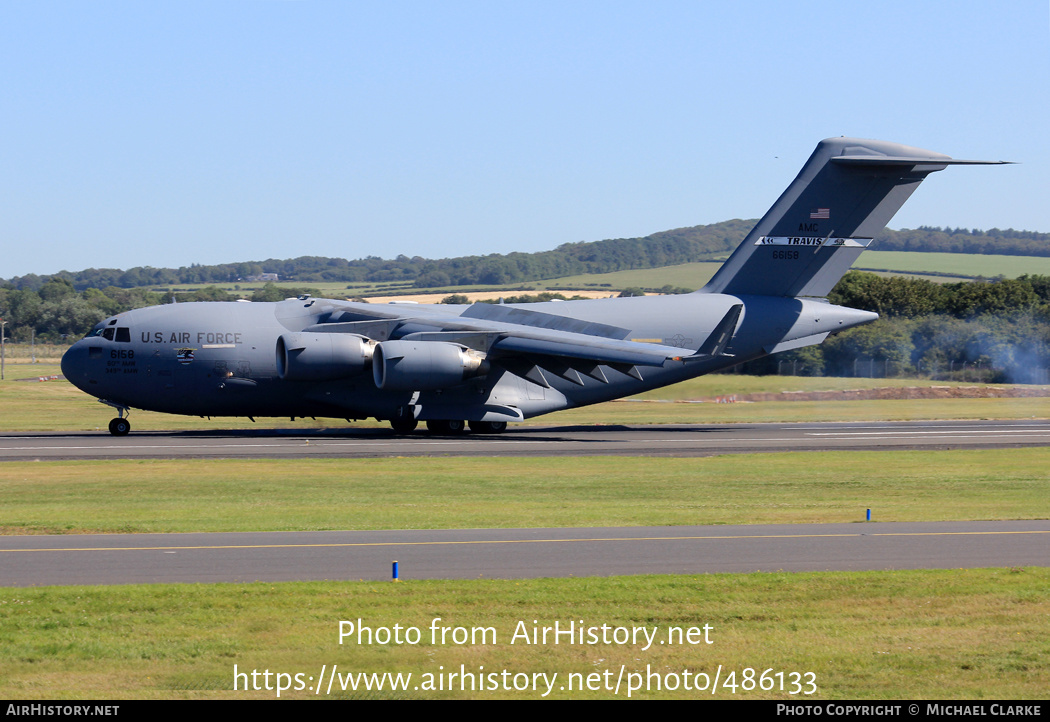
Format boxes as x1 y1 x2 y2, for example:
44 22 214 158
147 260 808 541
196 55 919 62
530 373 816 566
108 417 131 436
468 420 507 434
426 419 467 435
390 417 418 434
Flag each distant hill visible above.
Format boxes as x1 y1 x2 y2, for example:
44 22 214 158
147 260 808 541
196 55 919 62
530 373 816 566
877 226 1050 256
3 222 1048 292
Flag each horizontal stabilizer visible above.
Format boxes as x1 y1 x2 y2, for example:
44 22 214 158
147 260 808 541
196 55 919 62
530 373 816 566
764 333 829 355
831 155 1012 167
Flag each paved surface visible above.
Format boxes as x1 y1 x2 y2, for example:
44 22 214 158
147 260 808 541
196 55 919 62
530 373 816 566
1 521 1046 587
4 420 1047 587
3 419 1050 461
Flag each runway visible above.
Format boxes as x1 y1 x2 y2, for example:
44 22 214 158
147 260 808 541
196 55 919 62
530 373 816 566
2 521 1047 587
3 419 1050 461
3 420 1047 587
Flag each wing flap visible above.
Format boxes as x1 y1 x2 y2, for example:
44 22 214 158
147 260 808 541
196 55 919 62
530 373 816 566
491 335 680 367
460 303 631 339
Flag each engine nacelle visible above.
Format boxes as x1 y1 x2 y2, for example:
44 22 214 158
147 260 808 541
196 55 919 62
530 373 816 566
276 332 375 381
372 340 489 391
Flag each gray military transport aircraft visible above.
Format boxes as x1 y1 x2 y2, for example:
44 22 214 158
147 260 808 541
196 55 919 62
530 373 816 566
62 137 1006 435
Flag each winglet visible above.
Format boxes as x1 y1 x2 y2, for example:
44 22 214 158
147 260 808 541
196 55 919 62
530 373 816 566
690 304 742 360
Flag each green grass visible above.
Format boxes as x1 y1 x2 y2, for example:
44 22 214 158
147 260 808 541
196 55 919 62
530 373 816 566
0 365 361 432
3 368 1048 432
628 373 1036 398
2 450 1047 535
542 251 1050 288
4 358 1049 701
857 251 1050 280
537 262 723 291
1 569 1047 699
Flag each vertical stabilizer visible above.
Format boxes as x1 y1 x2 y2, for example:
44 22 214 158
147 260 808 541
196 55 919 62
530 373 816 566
701 138 1004 298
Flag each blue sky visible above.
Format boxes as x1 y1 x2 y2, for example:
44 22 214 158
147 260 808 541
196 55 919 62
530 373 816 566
2 1 1048 278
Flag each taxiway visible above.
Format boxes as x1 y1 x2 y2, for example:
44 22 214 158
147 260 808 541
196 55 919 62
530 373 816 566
2 419 1050 461
2 521 1047 587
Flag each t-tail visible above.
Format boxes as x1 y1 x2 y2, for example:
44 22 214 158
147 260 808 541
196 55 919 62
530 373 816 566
701 137 1009 299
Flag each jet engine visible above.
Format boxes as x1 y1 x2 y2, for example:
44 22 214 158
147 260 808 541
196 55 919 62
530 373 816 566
276 332 375 381
372 340 489 390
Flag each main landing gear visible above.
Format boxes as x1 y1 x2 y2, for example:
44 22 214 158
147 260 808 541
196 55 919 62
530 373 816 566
389 416 418 434
426 419 467 434
387 418 507 435
469 420 507 434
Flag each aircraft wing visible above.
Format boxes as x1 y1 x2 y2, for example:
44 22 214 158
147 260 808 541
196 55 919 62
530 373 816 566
301 300 741 387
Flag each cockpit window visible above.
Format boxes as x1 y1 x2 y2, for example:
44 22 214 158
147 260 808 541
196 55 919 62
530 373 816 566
90 324 130 342
85 322 107 338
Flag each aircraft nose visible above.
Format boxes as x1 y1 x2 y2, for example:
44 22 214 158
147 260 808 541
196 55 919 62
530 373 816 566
61 343 91 393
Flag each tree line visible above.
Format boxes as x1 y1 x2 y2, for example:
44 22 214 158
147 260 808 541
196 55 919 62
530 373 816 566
742 272 1050 383
7 222 1048 293
0 281 317 343
7 271 1050 385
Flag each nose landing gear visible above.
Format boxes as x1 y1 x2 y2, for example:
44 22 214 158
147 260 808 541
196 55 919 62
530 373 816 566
108 417 131 436
100 400 132 436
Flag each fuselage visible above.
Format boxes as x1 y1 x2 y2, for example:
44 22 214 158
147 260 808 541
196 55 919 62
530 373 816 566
59 137 999 434
61 293 876 424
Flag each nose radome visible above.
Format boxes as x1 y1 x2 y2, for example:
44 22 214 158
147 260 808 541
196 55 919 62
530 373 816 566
61 344 89 392
60 344 76 378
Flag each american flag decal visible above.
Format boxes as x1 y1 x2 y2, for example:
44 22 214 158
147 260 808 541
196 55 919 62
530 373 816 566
810 208 830 219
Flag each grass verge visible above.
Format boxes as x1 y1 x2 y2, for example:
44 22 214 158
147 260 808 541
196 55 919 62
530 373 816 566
3 368 1048 701
2 368 1049 431
1 569 1047 699
2 450 1047 535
